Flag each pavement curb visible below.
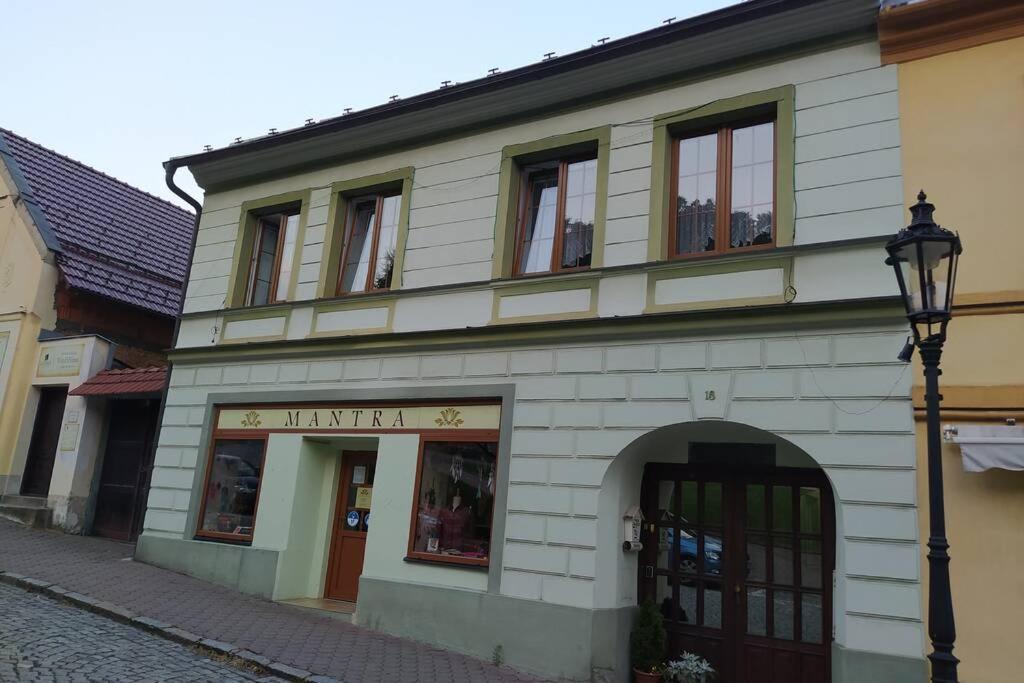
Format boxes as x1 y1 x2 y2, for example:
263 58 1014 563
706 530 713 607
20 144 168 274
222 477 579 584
0 570 342 683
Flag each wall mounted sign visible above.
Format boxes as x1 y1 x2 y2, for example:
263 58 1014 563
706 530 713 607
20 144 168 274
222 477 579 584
352 465 367 485
355 486 373 510
218 404 500 432
59 422 80 452
37 344 84 378
345 510 360 528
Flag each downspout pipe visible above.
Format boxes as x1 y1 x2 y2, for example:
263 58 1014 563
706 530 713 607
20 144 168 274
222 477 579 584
133 161 202 545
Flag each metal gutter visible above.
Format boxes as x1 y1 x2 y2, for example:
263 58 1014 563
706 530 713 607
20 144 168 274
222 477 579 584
0 131 62 253
134 162 203 548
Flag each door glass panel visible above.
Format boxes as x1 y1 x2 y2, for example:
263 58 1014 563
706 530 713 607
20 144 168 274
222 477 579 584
773 590 795 640
703 582 722 629
657 574 673 621
747 534 768 582
680 480 698 524
801 539 823 588
800 487 822 534
657 526 673 571
746 484 766 529
679 527 698 575
772 537 794 585
703 482 723 526
772 485 792 531
679 580 697 625
801 593 824 644
747 587 767 636
658 480 676 522
700 530 723 576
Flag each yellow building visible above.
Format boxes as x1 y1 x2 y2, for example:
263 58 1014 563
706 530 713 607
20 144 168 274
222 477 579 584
0 129 193 538
881 2 1024 682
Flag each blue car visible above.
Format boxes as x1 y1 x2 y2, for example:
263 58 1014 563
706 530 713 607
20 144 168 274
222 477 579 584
664 526 722 576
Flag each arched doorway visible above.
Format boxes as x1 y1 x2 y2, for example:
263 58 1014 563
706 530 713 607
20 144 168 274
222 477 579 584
598 421 837 683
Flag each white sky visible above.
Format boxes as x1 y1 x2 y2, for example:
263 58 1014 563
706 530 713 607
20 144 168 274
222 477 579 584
3 0 740 209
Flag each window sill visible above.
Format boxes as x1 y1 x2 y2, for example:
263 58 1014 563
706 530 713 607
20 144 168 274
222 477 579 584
194 533 254 546
403 554 489 571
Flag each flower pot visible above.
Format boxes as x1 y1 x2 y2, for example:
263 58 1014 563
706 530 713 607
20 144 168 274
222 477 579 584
633 668 662 683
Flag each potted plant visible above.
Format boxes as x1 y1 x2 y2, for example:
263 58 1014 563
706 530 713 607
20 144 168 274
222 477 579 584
629 599 666 682
664 652 715 682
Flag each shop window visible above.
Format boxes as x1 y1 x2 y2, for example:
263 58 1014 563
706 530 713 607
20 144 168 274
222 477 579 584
514 156 598 275
196 438 266 542
670 119 776 258
408 439 498 567
244 209 301 306
337 191 402 294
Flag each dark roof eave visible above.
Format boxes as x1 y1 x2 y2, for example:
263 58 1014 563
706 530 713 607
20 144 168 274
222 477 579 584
169 0 879 190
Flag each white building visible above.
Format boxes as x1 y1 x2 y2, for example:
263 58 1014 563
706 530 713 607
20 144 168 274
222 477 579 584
140 1 925 681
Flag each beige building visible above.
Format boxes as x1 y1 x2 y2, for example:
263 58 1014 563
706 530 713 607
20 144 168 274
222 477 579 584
881 1 1024 682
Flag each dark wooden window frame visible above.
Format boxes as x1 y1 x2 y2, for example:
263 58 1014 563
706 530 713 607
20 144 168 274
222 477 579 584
336 189 402 296
405 430 500 569
243 207 301 306
512 153 597 278
668 114 777 261
194 435 269 544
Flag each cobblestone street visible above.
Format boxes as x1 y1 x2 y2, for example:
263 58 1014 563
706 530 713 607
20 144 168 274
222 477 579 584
0 521 543 682
0 583 281 682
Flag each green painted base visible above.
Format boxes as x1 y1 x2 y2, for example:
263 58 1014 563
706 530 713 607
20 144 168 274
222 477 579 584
831 644 928 683
135 534 279 599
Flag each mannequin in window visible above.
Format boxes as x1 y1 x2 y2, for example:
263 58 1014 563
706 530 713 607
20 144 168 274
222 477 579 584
415 489 440 552
438 487 472 554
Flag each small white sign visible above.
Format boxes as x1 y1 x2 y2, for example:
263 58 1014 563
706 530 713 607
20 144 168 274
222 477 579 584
352 465 367 485
66 410 80 424
59 423 80 452
37 344 84 378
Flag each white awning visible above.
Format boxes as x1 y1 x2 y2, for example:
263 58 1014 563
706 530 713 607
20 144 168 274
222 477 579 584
944 424 1024 472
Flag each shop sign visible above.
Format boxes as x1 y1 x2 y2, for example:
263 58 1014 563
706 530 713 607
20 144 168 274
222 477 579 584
37 344 84 378
217 404 500 432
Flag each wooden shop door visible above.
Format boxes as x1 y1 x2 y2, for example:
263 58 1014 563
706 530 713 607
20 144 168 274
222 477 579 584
21 387 68 496
325 451 376 602
639 456 834 682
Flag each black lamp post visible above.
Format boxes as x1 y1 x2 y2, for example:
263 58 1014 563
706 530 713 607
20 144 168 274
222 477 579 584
885 191 962 683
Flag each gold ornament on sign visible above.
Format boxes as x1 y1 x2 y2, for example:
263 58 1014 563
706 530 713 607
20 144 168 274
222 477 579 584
240 410 262 428
434 407 464 428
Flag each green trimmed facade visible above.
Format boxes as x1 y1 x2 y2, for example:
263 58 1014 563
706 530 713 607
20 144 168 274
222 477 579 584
150 10 926 681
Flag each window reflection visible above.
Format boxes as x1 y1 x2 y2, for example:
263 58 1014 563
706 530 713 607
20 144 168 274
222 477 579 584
199 439 265 539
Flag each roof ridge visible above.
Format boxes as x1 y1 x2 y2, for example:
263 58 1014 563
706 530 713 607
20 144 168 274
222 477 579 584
0 127 195 220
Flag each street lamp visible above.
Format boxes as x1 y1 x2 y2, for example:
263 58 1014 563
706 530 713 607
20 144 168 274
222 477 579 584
885 190 962 683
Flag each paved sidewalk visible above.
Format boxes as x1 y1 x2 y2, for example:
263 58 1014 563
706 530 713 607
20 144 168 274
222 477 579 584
0 520 543 683
0 582 282 682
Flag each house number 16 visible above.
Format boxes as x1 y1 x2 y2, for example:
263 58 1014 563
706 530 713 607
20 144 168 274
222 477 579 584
704 390 716 400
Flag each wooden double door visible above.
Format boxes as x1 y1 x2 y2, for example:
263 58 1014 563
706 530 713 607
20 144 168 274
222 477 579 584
639 460 835 683
325 451 376 602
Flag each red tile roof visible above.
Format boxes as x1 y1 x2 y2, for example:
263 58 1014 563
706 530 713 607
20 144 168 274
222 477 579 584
0 128 195 316
69 366 167 397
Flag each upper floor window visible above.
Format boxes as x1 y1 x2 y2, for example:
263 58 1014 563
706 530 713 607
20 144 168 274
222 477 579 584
672 119 775 258
245 209 300 305
338 191 402 294
514 156 598 276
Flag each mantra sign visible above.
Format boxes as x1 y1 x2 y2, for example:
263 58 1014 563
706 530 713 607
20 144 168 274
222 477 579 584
217 404 500 432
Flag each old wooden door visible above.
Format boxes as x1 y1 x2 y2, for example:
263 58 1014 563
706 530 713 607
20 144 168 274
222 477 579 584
21 387 68 496
325 451 377 602
639 456 834 683
92 399 158 541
